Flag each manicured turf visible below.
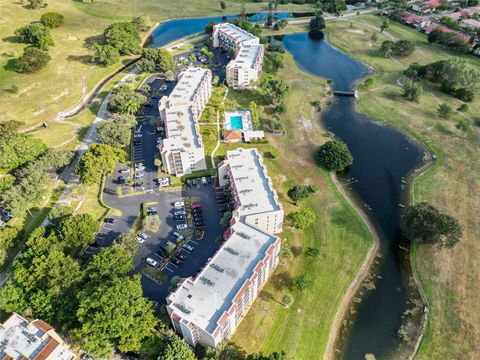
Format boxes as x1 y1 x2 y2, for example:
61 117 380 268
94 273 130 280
327 15 480 359
224 54 372 359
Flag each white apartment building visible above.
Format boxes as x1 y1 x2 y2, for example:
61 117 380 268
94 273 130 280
166 148 283 348
0 313 75 360
158 67 213 176
212 23 264 89
226 44 264 89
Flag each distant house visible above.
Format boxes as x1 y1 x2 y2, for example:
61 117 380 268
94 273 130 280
243 130 265 143
0 313 75 360
461 18 480 30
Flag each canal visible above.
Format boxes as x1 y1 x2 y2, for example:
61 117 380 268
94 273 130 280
282 32 425 359
150 17 426 359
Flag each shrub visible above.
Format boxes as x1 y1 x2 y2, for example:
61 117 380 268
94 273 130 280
287 208 316 229
291 276 313 291
457 103 469 113
363 77 377 88
437 103 453 119
40 12 64 28
305 247 320 257
402 80 422 102
455 118 471 133
14 23 54 50
92 44 120 66
455 88 474 103
282 294 293 305
315 140 353 172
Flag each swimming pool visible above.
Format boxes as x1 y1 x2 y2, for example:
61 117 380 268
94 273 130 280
224 110 253 131
230 116 243 130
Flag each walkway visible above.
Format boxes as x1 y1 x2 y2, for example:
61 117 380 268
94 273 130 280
210 88 228 168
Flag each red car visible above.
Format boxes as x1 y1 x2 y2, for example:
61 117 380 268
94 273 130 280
191 203 201 209
176 253 186 261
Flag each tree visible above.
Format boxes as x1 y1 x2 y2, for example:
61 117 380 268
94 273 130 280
142 48 175 75
92 43 120 66
379 40 395 57
114 232 139 256
15 23 54 50
136 58 156 73
291 276 313 291
104 22 141 55
132 16 150 32
287 208 316 229
0 281 28 313
309 15 326 39
249 101 260 129
16 47 51 73
259 74 289 105
392 40 415 57
220 1 226 10
47 205 72 225
0 133 47 169
455 87 475 103
403 202 462 248
402 80 422 102
287 185 316 204
0 226 19 267
315 140 353 172
437 103 453 119
40 12 64 28
441 59 480 91
97 113 137 148
0 120 24 140
156 330 196 360
107 87 147 115
27 0 43 9
363 77 377 88
76 144 125 184
220 211 232 229
85 247 133 282
73 275 157 358
57 213 98 248
380 18 389 32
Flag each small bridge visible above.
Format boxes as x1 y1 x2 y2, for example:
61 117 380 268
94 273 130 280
333 90 358 98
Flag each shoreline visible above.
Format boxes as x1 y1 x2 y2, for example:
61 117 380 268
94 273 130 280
324 172 381 360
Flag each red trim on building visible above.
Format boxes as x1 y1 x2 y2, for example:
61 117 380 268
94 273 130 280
33 338 59 360
31 319 53 333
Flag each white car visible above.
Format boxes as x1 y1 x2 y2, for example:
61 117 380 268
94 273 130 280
201 177 207 185
136 236 146 244
174 201 185 208
176 223 187 230
138 232 149 240
135 164 146 170
134 172 144 178
156 138 163 144
119 168 130 174
145 257 158 268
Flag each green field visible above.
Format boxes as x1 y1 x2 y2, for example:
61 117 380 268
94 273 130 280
226 54 372 359
327 15 480 359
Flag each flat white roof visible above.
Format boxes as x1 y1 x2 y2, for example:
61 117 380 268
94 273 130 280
167 220 277 333
214 22 258 44
225 148 281 216
229 44 264 69
163 104 202 150
0 314 74 360
169 67 210 105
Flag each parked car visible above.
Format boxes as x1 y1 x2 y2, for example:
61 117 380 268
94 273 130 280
119 168 130 174
145 257 159 268
192 179 197 187
134 181 143 187
217 199 227 204
138 232 149 240
104 216 116 224
176 223 187 230
191 203 201 209
136 162 144 167
170 258 182 266
136 236 146 244
146 206 158 215
194 221 205 228
186 179 192 187
172 231 184 240
175 253 186 261
201 177 207 185
175 215 185 220
191 207 202 213
135 165 145 171
182 243 194 252
174 201 185 208
134 133 143 138
118 175 130 183
193 215 203 222
134 172 144 179
174 210 186 216
207 176 212 184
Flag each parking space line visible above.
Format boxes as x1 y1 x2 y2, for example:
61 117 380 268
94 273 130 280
189 240 198 245
162 265 174 273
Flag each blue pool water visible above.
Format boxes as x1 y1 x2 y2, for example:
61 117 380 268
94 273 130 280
229 116 243 130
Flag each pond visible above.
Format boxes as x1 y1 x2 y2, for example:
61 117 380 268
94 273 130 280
282 32 425 359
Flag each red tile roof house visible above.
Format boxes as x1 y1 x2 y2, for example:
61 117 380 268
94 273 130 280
223 129 243 143
461 18 480 30
426 0 441 9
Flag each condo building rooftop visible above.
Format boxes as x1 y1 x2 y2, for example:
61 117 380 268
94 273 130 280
169 67 211 104
162 104 202 150
228 44 264 69
167 219 277 334
214 22 259 44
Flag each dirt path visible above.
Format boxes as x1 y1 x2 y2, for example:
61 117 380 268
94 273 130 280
324 173 381 360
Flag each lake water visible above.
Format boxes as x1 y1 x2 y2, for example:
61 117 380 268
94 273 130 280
282 32 424 359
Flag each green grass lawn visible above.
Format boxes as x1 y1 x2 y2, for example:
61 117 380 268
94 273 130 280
227 53 372 359
327 15 480 359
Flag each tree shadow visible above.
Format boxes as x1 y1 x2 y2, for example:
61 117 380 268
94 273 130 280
83 34 104 50
3 59 18 72
270 271 293 290
290 245 303 257
67 54 92 64
2 36 22 44
76 126 90 142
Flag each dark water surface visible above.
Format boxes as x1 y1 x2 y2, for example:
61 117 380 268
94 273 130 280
149 12 294 48
282 33 423 359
